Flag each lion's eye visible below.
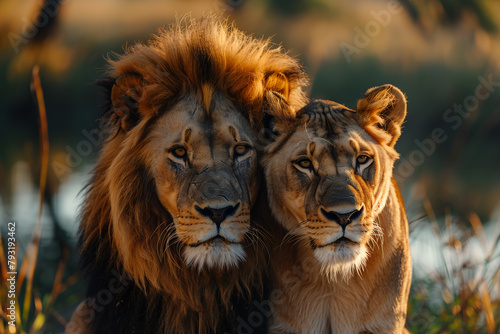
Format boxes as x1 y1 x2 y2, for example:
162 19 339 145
234 144 249 157
356 155 371 165
296 158 313 170
172 146 187 159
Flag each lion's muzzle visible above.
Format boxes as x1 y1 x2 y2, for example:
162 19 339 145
195 203 241 227
189 166 246 206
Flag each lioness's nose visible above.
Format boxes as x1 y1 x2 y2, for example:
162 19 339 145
320 207 364 228
195 203 240 227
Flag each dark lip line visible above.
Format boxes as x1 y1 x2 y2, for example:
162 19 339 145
315 236 356 249
189 235 238 248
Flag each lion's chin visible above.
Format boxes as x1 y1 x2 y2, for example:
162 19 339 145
313 242 368 282
183 240 246 272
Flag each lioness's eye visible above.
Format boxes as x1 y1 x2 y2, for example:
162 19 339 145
234 144 249 156
296 158 313 169
172 146 187 158
356 155 370 165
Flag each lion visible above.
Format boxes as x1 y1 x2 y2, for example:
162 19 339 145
261 85 412 333
66 16 307 334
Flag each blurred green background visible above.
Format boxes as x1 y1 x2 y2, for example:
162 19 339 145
1 0 499 333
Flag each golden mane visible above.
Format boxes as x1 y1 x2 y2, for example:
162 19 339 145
76 16 308 333
105 15 308 127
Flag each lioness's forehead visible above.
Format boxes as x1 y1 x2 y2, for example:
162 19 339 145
284 120 375 161
297 103 357 139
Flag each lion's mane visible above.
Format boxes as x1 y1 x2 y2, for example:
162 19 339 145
78 16 307 333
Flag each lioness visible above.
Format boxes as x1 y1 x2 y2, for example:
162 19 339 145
262 85 412 333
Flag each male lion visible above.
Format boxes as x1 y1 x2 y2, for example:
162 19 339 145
67 17 307 334
262 85 412 333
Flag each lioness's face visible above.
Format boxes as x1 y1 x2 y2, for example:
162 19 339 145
264 102 399 278
146 93 259 270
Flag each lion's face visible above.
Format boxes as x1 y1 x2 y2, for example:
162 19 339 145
144 93 260 270
263 86 406 280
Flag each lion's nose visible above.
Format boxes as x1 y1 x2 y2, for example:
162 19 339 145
195 203 240 227
320 207 364 229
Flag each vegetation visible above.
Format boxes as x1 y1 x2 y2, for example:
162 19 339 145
406 203 500 333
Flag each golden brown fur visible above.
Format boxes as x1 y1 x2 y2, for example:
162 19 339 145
262 85 412 333
104 16 307 130
69 16 307 334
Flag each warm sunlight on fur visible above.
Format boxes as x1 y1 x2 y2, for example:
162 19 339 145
68 15 307 334
183 240 246 271
316 242 369 283
263 85 412 334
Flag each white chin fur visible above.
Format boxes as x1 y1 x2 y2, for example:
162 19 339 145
314 243 368 282
183 241 246 272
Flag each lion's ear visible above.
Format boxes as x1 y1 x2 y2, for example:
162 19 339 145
110 73 146 131
262 72 296 134
356 84 407 147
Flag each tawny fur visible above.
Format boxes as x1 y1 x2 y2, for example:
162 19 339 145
262 86 412 334
69 15 308 334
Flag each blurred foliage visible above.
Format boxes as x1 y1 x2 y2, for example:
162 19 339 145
0 238 83 333
402 0 497 33
406 205 500 333
262 0 497 32
1 69 83 333
265 0 330 16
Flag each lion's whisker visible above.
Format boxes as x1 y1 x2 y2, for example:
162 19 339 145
245 226 270 261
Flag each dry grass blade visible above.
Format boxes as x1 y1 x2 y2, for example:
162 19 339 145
46 248 69 309
423 198 440 237
423 198 455 296
16 253 29 299
0 238 7 284
408 213 427 234
29 292 43 334
479 281 496 334
51 310 67 328
469 213 489 253
21 65 50 325
33 293 42 315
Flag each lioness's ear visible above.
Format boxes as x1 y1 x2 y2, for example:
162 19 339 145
110 73 146 131
262 72 296 134
356 84 407 146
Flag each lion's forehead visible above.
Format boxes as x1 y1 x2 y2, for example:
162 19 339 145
151 96 254 146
